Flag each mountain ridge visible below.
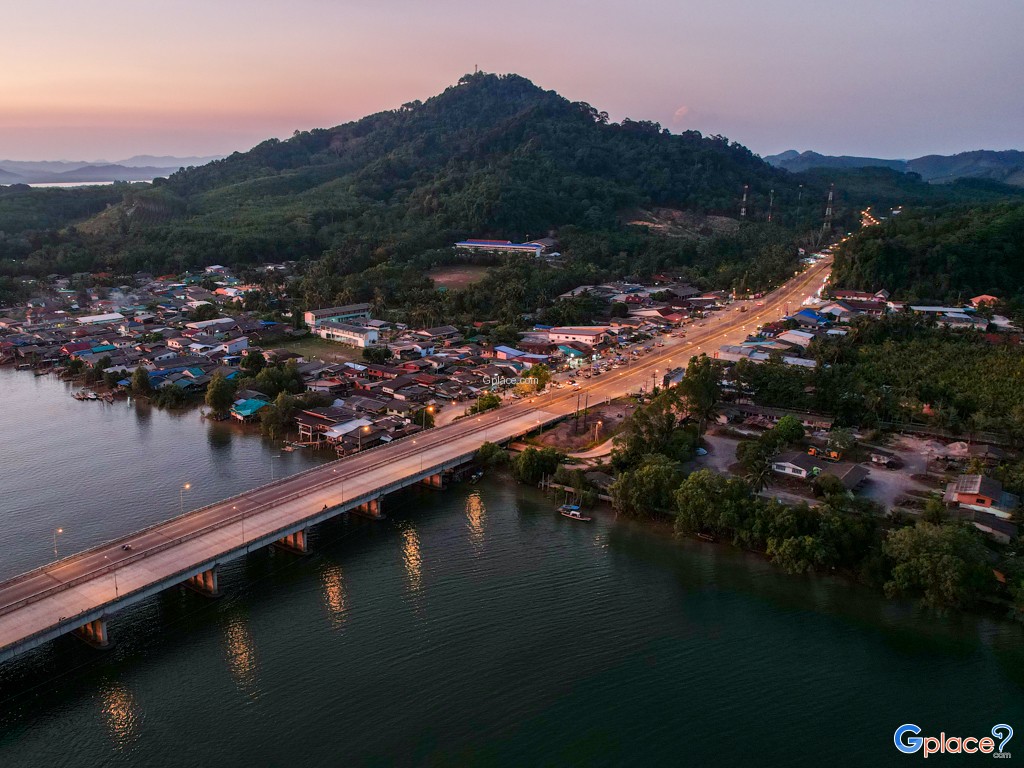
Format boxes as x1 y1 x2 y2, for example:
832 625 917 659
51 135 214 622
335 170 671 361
765 148 1024 186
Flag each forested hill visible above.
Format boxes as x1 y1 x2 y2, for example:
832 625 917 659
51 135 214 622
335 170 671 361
831 202 1024 308
150 71 802 247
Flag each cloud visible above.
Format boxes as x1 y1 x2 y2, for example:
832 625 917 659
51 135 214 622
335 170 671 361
672 105 690 125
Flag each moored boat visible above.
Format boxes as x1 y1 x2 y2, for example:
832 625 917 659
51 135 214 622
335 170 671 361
558 504 591 522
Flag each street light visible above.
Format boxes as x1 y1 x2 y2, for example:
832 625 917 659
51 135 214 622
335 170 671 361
358 424 370 452
593 420 602 443
53 527 63 559
420 404 434 429
103 555 119 598
180 482 191 514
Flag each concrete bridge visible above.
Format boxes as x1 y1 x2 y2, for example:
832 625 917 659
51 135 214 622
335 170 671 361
0 258 830 664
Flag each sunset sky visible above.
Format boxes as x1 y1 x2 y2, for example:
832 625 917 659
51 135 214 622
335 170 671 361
2 0 1022 161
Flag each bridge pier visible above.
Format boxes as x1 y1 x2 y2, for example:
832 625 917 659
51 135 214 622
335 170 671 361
353 497 384 520
73 618 109 649
184 567 220 597
275 528 309 554
419 473 447 491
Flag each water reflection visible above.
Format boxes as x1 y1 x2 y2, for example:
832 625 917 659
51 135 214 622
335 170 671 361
322 564 347 630
401 527 423 598
100 683 141 749
207 424 233 451
465 492 486 550
224 615 260 698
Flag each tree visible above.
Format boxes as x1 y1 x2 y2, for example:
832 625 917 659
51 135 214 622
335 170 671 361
190 303 219 321
882 522 992 610
241 351 266 374
362 346 392 364
771 415 805 447
610 302 629 318
826 428 855 454
611 454 680 517
677 354 723 434
131 366 152 395
470 391 501 414
512 447 563 485
813 473 847 499
525 363 552 391
205 372 236 417
475 441 508 466
611 389 697 470
260 392 297 439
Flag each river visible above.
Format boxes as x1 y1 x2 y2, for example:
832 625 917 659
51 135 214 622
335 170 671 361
0 366 1021 766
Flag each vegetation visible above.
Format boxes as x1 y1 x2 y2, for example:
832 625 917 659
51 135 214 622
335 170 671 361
512 446 564 485
735 315 1024 438
204 372 237 416
831 202 1024 312
469 391 501 414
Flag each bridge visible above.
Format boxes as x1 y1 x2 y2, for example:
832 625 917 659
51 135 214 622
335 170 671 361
0 258 830 663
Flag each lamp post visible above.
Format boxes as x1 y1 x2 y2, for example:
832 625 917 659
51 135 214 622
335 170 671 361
104 555 119 598
53 527 63 559
179 483 191 515
420 404 434 429
358 425 370 452
593 420 602 443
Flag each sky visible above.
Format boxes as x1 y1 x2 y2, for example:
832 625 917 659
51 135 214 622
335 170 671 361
1 0 1022 161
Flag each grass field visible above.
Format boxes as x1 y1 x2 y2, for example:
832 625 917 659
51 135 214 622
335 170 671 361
426 264 491 289
275 335 361 363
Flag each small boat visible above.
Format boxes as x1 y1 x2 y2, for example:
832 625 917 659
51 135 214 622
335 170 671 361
696 532 718 543
280 445 295 452
34 369 49 376
468 470 483 484
558 504 592 522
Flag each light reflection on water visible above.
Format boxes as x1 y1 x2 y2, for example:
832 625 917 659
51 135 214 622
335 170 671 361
100 683 141 750
223 615 260 699
322 563 347 630
401 526 423 598
465 491 486 550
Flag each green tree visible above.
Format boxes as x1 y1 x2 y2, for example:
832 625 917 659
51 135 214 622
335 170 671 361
882 522 993 610
241 351 266 374
190 303 219 321
512 447 564 485
470 391 501 414
130 366 152 395
525 363 552 391
205 372 237 417
362 346 392 364
677 354 723 434
611 454 680 517
475 441 508 466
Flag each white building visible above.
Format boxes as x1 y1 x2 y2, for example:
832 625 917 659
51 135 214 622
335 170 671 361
316 321 379 348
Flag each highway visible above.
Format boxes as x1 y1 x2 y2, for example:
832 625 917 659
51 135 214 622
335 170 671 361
0 256 830 662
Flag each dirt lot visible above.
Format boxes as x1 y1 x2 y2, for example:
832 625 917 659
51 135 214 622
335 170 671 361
533 401 636 453
274 335 361 364
427 265 491 289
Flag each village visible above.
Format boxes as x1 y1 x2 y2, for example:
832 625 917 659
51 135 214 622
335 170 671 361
0 245 1021 548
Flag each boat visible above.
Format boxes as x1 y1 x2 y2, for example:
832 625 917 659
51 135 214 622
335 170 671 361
34 369 49 376
468 470 484 484
696 532 718 543
558 504 592 522
280 445 296 453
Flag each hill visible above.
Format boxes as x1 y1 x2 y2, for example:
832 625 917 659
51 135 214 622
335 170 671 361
766 148 1024 186
831 201 1024 308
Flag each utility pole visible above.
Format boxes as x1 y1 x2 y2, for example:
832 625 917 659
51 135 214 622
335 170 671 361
820 183 834 242
740 184 748 218
767 189 775 223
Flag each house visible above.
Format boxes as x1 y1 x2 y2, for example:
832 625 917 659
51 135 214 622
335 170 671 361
231 398 270 422
791 309 828 327
315 321 379 348
455 239 542 257
76 312 125 326
943 475 1020 515
971 294 999 308
548 326 611 345
303 304 372 330
772 451 824 479
972 510 1018 544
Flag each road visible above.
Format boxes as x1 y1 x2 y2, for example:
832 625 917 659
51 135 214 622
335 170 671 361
0 257 830 661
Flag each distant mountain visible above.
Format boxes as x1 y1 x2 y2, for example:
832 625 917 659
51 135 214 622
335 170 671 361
765 149 1024 186
0 156 220 184
115 154 224 168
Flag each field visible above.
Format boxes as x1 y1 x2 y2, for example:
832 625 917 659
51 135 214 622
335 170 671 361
426 264 491 289
274 335 362 363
